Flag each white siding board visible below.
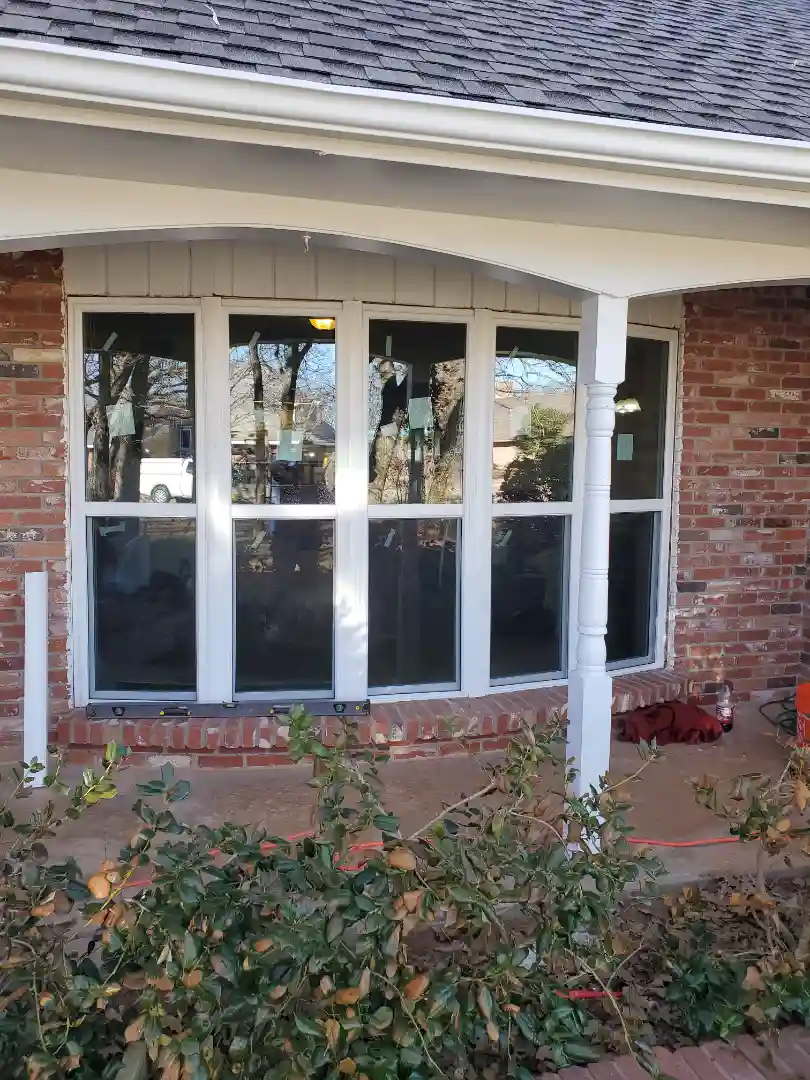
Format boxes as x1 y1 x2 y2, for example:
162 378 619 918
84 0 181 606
63 247 107 295
644 295 683 328
62 241 681 330
106 243 149 296
232 243 275 298
394 260 435 306
537 293 574 317
190 241 234 296
434 265 472 308
148 243 191 297
317 249 372 300
505 282 540 314
349 252 395 302
274 250 317 299
472 275 506 310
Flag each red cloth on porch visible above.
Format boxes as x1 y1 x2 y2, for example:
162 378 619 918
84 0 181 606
615 700 723 745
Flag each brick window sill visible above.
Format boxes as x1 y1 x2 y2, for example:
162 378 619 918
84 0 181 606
53 670 691 768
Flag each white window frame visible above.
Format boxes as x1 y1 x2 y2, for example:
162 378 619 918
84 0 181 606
68 298 203 705
364 304 473 697
68 298 677 707
607 324 677 673
482 311 579 693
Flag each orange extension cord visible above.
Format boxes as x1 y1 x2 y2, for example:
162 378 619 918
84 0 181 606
125 833 741 886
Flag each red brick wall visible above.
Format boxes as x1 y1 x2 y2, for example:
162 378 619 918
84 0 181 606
0 250 67 749
676 286 810 696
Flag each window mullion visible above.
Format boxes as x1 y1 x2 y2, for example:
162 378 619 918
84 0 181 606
461 308 495 698
197 296 233 703
68 302 91 707
567 335 587 676
334 300 369 701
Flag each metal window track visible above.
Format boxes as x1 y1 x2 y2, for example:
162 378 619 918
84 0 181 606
85 700 371 720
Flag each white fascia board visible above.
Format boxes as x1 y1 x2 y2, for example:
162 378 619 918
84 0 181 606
3 38 810 200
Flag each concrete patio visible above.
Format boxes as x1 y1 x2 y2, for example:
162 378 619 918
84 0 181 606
14 702 793 883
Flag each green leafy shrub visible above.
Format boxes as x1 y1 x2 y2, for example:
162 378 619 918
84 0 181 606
7 715 810 1080
1 716 668 1079
0 746 124 1078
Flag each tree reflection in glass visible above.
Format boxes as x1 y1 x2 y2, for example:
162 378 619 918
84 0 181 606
83 313 195 503
368 320 466 505
492 328 578 503
229 316 336 505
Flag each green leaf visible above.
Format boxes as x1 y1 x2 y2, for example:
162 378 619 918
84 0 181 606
563 1041 598 1064
326 912 345 943
115 1041 148 1080
373 814 400 835
369 1007 393 1030
168 780 191 803
400 1048 422 1067
211 953 235 982
183 932 200 967
228 1035 249 1061
294 1014 323 1039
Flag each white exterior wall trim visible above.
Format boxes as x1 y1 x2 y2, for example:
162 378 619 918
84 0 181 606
4 39 810 197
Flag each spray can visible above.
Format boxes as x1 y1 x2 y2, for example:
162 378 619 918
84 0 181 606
796 683 810 748
716 681 734 733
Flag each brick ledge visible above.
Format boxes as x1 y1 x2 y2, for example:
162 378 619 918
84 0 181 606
51 670 691 768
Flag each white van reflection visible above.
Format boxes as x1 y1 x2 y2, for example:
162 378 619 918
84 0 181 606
138 458 194 503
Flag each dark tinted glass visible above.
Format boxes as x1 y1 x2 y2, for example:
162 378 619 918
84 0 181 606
612 338 667 500
369 519 459 688
91 518 196 692
83 312 195 503
234 519 334 693
230 316 336 506
368 320 466 504
493 327 577 503
606 512 657 664
490 517 566 680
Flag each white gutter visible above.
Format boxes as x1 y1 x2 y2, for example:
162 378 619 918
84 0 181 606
2 38 810 191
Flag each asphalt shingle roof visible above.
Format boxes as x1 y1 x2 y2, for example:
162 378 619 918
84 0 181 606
3 0 810 141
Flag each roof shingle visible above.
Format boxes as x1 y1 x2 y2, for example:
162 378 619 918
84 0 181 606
4 0 810 141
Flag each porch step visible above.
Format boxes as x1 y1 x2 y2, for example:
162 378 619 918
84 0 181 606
52 669 692 768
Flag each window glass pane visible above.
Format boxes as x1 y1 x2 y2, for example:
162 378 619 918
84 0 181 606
91 518 196 692
230 316 336 505
491 517 566 681
369 519 459 689
493 327 577 503
607 511 658 664
234 520 334 693
612 338 668 500
83 313 195 503
368 320 466 505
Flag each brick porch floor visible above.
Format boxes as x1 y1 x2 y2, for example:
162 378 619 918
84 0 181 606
53 669 691 767
548 1029 810 1078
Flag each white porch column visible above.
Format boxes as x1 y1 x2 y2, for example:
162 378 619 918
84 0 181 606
567 294 628 796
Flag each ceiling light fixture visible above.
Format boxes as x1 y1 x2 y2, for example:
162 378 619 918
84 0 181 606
309 318 336 331
615 397 641 414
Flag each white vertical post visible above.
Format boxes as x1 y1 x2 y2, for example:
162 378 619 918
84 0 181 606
24 570 48 784
197 297 233 703
334 300 369 700
461 310 495 698
567 295 628 796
